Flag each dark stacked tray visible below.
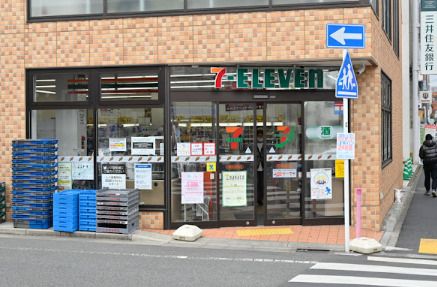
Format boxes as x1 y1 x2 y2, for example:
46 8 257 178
12 139 58 229
96 189 139 234
79 190 96 232
53 190 79 233
0 182 5 223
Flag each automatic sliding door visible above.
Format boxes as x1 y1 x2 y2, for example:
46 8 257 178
218 103 256 223
264 103 302 223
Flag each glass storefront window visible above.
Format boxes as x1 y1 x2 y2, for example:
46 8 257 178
304 101 344 218
30 0 103 17
187 0 268 9
265 103 302 220
100 72 159 101
170 102 217 222
34 73 89 102
273 0 357 4
107 0 183 13
218 104 255 221
31 109 95 190
97 108 165 206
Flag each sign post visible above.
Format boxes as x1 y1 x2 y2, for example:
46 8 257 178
334 48 360 253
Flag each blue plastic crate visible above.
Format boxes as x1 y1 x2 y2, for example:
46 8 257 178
53 224 77 233
14 219 51 229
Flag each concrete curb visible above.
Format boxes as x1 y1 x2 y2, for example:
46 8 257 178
132 231 344 253
380 166 422 248
0 223 131 241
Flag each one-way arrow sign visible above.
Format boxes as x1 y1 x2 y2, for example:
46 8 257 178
326 24 365 49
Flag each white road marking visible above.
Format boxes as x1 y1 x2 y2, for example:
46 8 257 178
368 256 437 266
289 275 437 287
0 246 316 265
311 262 437 277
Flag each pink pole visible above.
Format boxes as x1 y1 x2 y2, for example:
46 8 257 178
355 188 362 238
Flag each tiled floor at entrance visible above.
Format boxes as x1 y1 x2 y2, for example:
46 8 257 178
146 225 382 246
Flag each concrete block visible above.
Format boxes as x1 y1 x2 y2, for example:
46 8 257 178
350 237 383 254
172 225 202 242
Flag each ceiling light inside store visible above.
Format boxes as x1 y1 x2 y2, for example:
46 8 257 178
36 90 56 94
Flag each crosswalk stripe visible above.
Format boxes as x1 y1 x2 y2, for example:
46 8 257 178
311 262 437 277
368 256 437 266
289 275 437 287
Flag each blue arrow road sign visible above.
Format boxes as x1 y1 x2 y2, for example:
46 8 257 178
326 24 365 49
336 50 358 99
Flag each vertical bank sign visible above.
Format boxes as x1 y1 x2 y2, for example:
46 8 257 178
421 0 437 74
211 67 324 89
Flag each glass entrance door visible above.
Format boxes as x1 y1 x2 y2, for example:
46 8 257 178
263 103 302 225
218 103 256 224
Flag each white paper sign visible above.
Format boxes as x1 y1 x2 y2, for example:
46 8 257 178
222 171 247 207
310 168 332 200
72 162 94 180
131 137 155 155
101 174 126 189
272 169 296 178
191 143 203 156
109 138 127 152
58 162 72 190
177 142 191 156
181 172 204 204
134 163 152 190
336 133 355 160
203 143 216 156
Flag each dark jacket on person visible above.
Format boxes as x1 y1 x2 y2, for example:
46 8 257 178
419 140 437 165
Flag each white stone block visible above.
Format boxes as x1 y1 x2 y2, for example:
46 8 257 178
172 225 203 242
350 237 383 254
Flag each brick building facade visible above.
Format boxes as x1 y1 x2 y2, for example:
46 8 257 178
0 1 402 231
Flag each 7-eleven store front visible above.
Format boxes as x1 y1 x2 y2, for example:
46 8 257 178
168 65 344 228
27 65 345 229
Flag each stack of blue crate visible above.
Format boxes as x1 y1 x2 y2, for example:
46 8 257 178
53 190 80 232
79 190 96 232
12 139 58 229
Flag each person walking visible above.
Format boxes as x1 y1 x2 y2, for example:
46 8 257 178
419 134 437 197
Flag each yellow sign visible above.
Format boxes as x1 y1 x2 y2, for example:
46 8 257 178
206 162 216 172
335 160 344 178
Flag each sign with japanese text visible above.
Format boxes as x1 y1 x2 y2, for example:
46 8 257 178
134 163 152 190
72 162 94 180
222 171 247 207
58 162 72 190
181 172 204 204
310 168 333 200
336 133 355 160
421 2 437 74
101 164 126 189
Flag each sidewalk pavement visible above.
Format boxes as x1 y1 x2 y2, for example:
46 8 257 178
0 166 421 253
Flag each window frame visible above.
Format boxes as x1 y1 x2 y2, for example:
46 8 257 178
27 0 370 22
382 0 392 41
381 71 392 167
26 66 167 209
393 0 399 57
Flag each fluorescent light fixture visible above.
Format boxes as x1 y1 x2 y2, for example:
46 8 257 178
36 90 56 94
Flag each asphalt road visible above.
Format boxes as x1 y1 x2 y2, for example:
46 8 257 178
397 171 437 252
1 234 437 287
0 234 328 287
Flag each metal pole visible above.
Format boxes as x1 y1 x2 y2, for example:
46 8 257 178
412 0 421 163
402 0 411 160
343 96 350 253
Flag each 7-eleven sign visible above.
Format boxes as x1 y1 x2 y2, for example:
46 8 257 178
225 127 243 150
